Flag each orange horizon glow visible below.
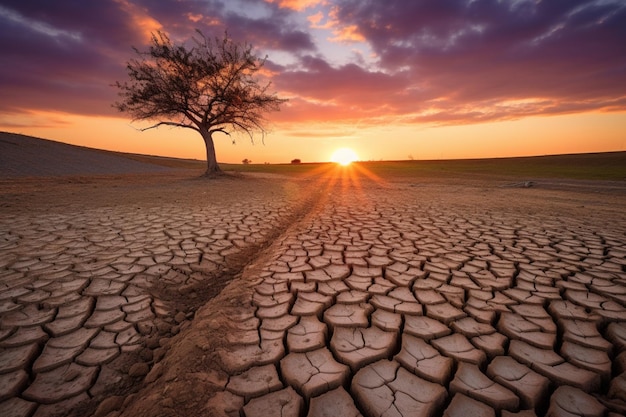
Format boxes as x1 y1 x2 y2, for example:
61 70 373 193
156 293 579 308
330 147 359 166
1 1 624 167
297 160 388 208
1 110 625 165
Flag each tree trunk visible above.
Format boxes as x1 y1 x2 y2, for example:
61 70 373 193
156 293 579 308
200 129 222 176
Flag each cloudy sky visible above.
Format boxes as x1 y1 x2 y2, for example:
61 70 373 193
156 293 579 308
1 0 625 163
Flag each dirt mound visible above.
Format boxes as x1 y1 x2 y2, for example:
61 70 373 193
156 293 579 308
0 131 171 177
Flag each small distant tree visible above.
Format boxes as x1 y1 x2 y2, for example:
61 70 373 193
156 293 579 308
242 158 251 164
114 30 286 176
291 158 301 164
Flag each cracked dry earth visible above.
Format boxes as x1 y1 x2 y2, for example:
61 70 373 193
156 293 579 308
0 172 302 417
1 168 626 417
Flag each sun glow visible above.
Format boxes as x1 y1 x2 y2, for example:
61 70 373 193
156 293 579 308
330 147 358 166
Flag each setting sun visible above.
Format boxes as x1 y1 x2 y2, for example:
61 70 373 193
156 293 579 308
330 147 359 166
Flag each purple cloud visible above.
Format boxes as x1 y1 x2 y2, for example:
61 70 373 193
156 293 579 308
0 0 315 118
0 0 624 126
322 0 626 122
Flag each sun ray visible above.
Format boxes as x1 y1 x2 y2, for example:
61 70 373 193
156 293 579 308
330 147 358 166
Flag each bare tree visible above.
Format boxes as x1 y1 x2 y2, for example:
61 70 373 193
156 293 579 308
114 31 286 176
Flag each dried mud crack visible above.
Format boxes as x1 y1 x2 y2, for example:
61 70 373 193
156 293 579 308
0 173 319 417
115 173 626 417
2 170 626 417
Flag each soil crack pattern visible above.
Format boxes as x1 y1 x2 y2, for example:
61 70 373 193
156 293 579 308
2 170 626 417
125 173 625 417
0 175 317 417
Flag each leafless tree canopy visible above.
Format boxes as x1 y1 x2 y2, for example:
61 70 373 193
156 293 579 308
114 31 286 175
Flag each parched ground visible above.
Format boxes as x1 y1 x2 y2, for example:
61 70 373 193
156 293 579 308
0 167 313 416
1 149 626 417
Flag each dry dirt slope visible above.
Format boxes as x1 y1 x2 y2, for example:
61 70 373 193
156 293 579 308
0 132 172 178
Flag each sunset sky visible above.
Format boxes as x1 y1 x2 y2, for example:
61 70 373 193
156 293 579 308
1 0 625 164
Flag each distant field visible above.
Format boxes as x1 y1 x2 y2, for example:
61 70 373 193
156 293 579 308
2 132 624 181
120 150 626 181
214 152 626 181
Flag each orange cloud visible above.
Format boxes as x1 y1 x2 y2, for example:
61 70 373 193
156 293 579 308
186 12 221 26
330 24 365 42
307 11 325 27
264 0 325 11
187 13 203 23
113 0 162 41
303 7 367 43
318 6 365 43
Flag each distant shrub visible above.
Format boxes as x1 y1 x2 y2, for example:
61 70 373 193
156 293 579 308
291 159 301 164
242 158 251 165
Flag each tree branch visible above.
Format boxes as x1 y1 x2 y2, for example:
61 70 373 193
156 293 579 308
139 121 200 132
